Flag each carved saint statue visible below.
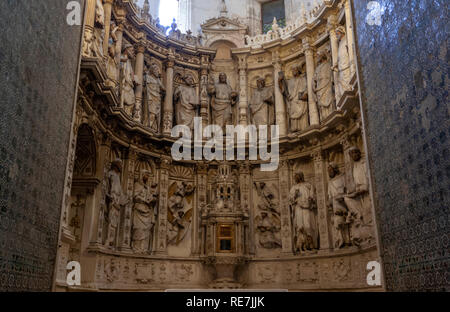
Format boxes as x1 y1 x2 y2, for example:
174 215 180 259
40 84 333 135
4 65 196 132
145 64 166 132
344 147 373 246
333 26 352 100
120 43 138 116
327 162 350 248
279 65 309 132
106 21 119 89
131 170 158 253
313 51 334 121
289 172 318 253
249 78 275 127
208 73 238 129
174 75 199 129
92 0 105 58
167 182 196 245
106 45 118 89
105 159 129 248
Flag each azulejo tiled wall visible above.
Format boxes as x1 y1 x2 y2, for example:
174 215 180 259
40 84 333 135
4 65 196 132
0 1 84 291
352 0 449 291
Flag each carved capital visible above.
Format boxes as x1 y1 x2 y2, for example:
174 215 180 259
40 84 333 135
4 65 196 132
340 135 352 150
311 149 324 163
195 162 208 174
135 41 146 54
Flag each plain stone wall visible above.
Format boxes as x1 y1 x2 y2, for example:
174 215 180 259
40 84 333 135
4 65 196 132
352 0 449 291
0 0 84 291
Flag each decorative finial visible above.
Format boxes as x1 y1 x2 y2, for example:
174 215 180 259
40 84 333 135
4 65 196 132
220 0 228 17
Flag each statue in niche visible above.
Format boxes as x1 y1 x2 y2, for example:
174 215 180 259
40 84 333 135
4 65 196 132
105 159 129 248
106 43 118 89
249 78 275 127
279 65 309 132
174 75 199 129
289 172 319 253
208 73 238 129
131 170 158 253
327 162 350 249
92 0 105 58
120 43 138 115
145 63 166 132
344 147 373 246
333 26 352 100
255 212 282 249
167 182 196 245
313 51 334 121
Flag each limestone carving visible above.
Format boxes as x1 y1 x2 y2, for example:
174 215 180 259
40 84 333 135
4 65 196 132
289 172 319 253
174 75 199 129
208 73 238 129
249 78 274 127
313 51 334 120
145 64 166 132
167 182 196 245
333 26 352 100
254 182 281 249
344 147 374 246
327 162 350 248
120 43 138 115
105 159 129 248
279 64 309 132
92 0 105 58
131 170 158 253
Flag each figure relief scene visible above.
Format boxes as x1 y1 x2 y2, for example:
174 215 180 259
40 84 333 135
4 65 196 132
55 0 380 292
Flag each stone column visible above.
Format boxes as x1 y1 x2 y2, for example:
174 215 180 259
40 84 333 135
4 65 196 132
118 148 137 252
133 39 145 122
238 162 252 254
273 51 287 135
163 49 175 135
311 149 332 251
194 163 208 255
102 0 114 56
200 55 210 128
328 15 340 105
82 0 96 57
303 37 320 126
344 0 356 75
91 134 111 247
237 55 248 126
279 160 294 255
155 156 171 254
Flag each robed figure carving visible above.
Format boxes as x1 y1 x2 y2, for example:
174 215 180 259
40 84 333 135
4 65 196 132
145 64 166 132
105 159 129 248
344 147 374 246
249 78 275 127
208 73 238 129
313 51 334 121
279 65 309 132
289 172 319 253
131 170 158 253
333 26 352 100
174 75 199 129
120 43 138 116
327 162 350 249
